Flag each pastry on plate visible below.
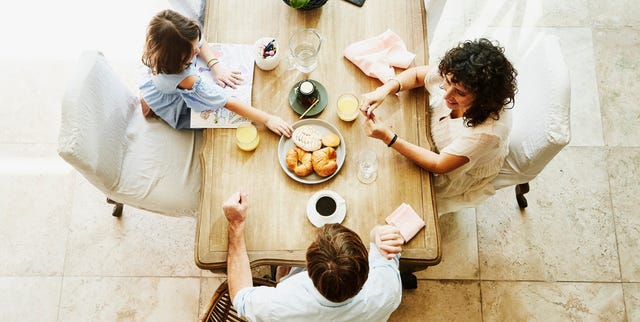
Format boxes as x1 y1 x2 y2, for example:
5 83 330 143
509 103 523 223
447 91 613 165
292 125 322 152
312 147 338 177
286 146 314 177
321 132 340 147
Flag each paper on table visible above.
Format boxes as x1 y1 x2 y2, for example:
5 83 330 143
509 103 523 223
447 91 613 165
385 203 425 243
190 43 254 128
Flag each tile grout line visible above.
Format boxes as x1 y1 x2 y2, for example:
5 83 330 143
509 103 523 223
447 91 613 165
473 207 485 320
604 145 629 319
56 171 78 322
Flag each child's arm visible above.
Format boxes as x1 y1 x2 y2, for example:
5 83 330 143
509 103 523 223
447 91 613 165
199 38 244 88
225 98 293 138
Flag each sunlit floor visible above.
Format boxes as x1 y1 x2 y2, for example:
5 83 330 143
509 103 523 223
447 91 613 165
1 0 639 321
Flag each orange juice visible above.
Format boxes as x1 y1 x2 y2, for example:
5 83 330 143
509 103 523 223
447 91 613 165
337 94 359 121
236 123 260 151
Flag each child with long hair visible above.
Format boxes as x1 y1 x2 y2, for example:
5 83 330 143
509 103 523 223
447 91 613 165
140 9 292 136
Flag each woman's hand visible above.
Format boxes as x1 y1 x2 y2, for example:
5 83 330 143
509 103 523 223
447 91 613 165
363 113 395 144
211 64 244 88
360 86 390 117
265 116 294 138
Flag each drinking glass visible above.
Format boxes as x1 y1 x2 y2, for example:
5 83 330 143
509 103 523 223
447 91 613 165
288 29 322 73
357 149 378 184
336 93 359 121
236 123 260 151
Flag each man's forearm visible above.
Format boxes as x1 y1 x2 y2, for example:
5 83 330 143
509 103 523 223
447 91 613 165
227 224 253 301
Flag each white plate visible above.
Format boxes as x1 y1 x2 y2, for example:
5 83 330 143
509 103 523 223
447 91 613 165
277 119 346 184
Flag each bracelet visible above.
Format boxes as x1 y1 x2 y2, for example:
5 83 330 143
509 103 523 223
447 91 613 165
206 57 219 68
389 78 402 94
387 133 398 147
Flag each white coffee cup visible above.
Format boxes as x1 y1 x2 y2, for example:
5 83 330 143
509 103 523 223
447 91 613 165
306 190 346 227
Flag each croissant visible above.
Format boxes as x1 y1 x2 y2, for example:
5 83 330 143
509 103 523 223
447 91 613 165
312 147 338 177
286 146 314 177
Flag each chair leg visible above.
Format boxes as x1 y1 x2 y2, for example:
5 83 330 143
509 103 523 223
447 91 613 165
515 183 530 209
400 272 418 289
106 198 123 217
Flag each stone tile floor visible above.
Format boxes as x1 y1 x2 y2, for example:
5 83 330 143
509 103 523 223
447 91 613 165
0 0 638 321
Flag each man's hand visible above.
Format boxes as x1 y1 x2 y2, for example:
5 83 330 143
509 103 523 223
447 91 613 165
370 225 404 260
222 191 253 301
222 191 248 227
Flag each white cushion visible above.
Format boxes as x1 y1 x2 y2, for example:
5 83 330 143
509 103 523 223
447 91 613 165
58 51 202 217
492 35 571 189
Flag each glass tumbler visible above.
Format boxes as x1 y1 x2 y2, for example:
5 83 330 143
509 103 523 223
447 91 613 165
357 149 378 184
236 123 260 151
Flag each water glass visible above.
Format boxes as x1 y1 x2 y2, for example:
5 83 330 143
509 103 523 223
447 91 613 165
357 149 378 184
288 28 322 73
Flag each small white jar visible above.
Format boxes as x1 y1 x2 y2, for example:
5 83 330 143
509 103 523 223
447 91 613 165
254 37 281 71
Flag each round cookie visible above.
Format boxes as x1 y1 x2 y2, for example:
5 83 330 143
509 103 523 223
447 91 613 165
321 133 340 147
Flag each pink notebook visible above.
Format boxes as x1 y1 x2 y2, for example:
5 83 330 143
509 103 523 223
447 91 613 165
385 203 425 243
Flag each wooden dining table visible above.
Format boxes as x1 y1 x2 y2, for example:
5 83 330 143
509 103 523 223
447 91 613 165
195 0 440 274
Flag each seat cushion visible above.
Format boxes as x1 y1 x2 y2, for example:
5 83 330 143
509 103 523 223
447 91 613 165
492 35 571 189
112 113 202 217
58 51 202 217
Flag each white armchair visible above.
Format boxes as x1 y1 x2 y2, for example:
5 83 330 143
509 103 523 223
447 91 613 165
57 51 202 217
491 35 571 208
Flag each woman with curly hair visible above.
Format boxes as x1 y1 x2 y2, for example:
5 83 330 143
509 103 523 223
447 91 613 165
360 38 517 214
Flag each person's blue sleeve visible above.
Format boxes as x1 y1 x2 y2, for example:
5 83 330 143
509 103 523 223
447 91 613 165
179 77 229 113
232 286 255 319
369 242 400 268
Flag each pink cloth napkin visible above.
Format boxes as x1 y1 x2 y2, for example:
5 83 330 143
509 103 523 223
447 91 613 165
343 29 416 83
385 203 425 243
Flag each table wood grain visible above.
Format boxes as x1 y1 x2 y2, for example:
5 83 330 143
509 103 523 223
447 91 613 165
196 0 440 272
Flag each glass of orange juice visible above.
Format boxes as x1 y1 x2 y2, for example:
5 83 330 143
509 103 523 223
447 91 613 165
236 123 260 151
336 93 360 122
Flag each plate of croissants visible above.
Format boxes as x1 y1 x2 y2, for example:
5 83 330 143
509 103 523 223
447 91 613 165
278 119 346 184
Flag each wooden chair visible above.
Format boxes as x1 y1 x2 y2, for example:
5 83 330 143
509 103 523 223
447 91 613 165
202 278 276 322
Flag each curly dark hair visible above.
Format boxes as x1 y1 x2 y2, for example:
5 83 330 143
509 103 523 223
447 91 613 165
438 38 517 127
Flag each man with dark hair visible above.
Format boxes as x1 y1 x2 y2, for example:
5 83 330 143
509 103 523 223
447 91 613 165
222 191 404 322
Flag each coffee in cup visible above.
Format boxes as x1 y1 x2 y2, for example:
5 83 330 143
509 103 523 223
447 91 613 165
315 196 337 217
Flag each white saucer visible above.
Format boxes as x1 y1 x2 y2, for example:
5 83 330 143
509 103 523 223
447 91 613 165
306 190 346 228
